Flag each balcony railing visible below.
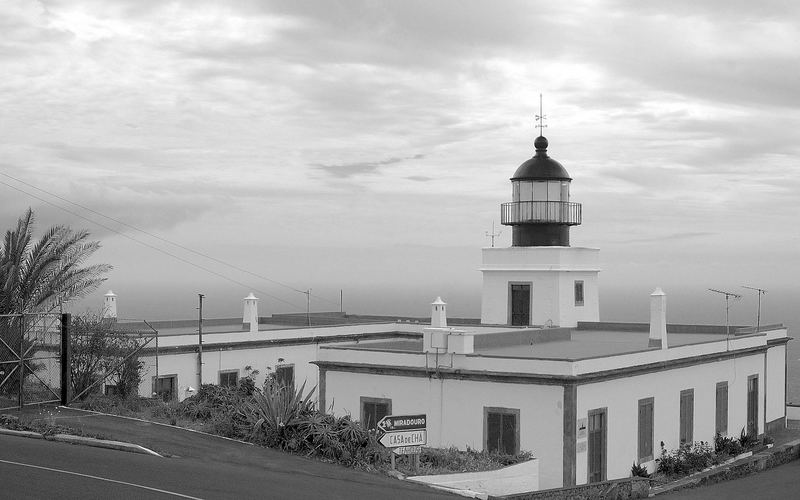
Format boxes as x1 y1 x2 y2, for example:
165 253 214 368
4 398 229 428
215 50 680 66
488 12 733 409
501 201 582 225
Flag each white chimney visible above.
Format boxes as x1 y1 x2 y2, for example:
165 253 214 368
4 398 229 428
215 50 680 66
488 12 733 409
243 293 259 333
431 296 447 328
103 290 117 319
649 287 668 349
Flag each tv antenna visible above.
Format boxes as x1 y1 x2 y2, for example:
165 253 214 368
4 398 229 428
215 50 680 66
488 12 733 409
742 285 767 332
708 288 742 338
485 221 502 248
535 93 547 137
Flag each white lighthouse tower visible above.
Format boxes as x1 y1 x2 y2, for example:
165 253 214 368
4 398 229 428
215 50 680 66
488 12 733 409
103 290 118 320
480 129 600 328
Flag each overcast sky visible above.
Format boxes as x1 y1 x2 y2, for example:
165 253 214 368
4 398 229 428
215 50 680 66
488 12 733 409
2 0 799 328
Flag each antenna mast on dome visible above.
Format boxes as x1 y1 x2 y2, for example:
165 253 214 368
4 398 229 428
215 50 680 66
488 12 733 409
535 93 547 137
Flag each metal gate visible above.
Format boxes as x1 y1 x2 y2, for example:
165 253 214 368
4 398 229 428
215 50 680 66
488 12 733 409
0 313 62 411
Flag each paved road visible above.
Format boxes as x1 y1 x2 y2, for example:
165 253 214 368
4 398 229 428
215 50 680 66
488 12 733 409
662 460 800 500
3 407 456 499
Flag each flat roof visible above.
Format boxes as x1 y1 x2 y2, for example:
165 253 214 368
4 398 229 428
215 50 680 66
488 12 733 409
327 326 751 361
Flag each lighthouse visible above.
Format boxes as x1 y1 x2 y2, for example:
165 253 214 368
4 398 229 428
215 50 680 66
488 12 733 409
480 126 600 327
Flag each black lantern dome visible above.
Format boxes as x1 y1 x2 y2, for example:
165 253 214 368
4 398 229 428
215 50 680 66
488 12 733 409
500 135 582 246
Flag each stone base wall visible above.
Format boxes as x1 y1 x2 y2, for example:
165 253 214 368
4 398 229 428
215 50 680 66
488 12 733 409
493 477 650 500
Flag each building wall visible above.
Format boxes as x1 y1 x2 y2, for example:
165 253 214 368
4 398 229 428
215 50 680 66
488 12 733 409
574 353 765 484
766 344 786 425
140 343 321 401
481 270 599 327
324 370 566 490
480 247 600 327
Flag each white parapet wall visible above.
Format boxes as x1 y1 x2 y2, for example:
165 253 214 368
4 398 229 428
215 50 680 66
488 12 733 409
407 458 539 497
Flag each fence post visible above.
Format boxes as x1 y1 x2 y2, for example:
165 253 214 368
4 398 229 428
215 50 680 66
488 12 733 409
18 316 24 409
61 313 71 406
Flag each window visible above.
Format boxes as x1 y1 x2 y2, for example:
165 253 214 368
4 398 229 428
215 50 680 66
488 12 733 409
747 375 759 437
679 389 694 445
154 375 177 402
361 397 391 430
484 407 520 455
104 384 119 397
715 382 728 436
638 398 654 462
219 370 239 388
275 364 294 392
574 281 585 307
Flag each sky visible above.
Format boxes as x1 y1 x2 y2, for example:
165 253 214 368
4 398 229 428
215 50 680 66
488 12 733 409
1 0 799 331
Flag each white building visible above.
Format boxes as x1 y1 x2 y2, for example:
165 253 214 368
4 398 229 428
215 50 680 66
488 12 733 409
311 133 789 489
120 131 788 493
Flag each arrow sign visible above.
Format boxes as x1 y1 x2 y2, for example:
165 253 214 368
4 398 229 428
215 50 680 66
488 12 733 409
376 414 426 433
379 430 427 448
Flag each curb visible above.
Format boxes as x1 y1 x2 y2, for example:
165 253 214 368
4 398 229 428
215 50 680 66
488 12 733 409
0 428 44 439
52 433 163 457
0 426 162 457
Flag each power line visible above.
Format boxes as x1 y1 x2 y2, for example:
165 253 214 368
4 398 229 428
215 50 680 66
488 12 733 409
0 172 341 307
0 178 304 309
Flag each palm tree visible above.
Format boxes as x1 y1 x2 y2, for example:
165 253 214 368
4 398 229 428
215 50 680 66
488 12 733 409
0 208 111 400
0 208 111 315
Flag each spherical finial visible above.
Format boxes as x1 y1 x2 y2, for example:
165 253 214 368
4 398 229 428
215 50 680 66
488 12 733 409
534 135 548 152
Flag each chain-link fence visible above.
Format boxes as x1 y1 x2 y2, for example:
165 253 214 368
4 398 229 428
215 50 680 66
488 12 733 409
68 317 157 403
0 313 62 411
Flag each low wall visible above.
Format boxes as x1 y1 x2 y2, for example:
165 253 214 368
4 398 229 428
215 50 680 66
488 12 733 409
494 477 650 500
407 459 539 498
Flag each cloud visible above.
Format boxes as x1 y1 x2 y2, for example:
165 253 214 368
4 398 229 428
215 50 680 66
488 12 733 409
311 154 425 179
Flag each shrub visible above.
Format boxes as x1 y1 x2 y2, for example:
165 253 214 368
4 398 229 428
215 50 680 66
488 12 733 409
738 427 758 449
714 432 743 457
656 441 717 476
631 462 649 478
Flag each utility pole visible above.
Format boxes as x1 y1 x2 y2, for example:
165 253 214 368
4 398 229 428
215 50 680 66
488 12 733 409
742 285 767 332
306 289 311 327
340 289 343 314
197 293 204 389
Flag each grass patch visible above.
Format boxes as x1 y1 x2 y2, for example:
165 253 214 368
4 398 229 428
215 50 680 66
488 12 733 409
0 411 109 440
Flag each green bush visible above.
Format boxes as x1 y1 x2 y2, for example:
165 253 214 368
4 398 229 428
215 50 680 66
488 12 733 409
656 441 718 476
631 461 649 478
416 446 532 475
714 432 743 457
738 427 758 449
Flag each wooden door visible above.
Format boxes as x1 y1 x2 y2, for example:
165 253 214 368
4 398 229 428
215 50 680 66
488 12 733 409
510 284 530 326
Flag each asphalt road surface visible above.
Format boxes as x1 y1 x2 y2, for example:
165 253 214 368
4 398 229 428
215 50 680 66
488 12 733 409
0 433 456 499
662 459 800 500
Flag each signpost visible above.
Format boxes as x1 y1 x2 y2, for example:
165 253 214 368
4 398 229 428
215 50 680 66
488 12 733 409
377 414 427 473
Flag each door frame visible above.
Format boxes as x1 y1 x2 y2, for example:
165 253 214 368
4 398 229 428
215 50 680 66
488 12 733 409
587 407 607 483
507 281 533 326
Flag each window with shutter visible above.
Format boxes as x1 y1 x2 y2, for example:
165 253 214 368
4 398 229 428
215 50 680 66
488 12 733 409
680 389 694 445
360 397 391 430
484 407 520 455
638 398 654 462
747 375 759 437
715 382 728 436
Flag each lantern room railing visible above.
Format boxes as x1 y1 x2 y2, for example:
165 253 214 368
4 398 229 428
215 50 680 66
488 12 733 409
501 201 582 225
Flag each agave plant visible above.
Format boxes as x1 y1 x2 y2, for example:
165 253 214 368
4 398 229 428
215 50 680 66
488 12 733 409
242 380 316 448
